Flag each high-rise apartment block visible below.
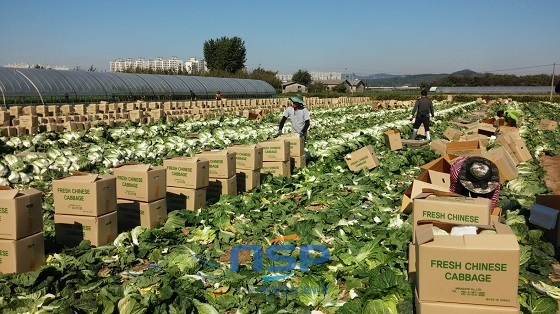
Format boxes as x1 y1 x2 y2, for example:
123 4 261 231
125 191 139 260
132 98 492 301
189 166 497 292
110 56 204 73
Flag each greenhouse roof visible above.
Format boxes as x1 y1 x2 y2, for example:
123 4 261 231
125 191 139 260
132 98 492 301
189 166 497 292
0 67 276 99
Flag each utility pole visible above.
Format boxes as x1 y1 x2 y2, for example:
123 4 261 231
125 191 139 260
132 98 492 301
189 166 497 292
551 63 556 102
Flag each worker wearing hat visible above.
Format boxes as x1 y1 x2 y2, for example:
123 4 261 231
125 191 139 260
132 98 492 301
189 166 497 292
276 94 310 139
450 156 501 211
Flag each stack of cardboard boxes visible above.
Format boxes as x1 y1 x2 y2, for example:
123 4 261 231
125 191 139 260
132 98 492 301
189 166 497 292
259 139 291 178
411 195 520 313
278 133 306 171
404 154 521 313
164 157 209 211
53 173 118 247
195 150 237 202
0 187 45 274
227 144 263 193
114 164 167 232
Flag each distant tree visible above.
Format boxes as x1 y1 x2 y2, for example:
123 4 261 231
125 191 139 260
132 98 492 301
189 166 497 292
203 36 247 74
292 70 312 86
307 82 327 93
88 65 97 72
73 66 82 71
33 64 44 69
250 67 282 90
332 84 348 93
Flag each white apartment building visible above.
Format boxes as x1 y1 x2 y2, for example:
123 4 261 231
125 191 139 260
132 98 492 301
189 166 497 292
276 71 342 83
310 71 341 81
5 63 69 70
185 57 207 73
110 56 186 72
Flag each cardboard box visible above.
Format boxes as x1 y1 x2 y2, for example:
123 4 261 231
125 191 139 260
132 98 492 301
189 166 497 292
413 193 492 238
465 123 496 137
415 289 520 314
509 140 532 163
529 195 560 247
236 169 260 192
261 161 291 177
383 130 403 151
166 187 206 211
52 173 117 216
415 221 520 307
114 164 166 202
443 127 463 141
207 176 237 200
259 140 290 162
0 187 43 240
164 157 209 189
400 170 452 214
195 150 236 179
291 155 306 169
117 198 167 231
54 211 118 247
498 126 520 135
430 139 450 156
344 145 380 172
227 144 264 170
484 147 518 182
408 243 416 283
446 140 484 157
278 133 305 156
18 115 38 127
0 232 45 274
538 119 558 131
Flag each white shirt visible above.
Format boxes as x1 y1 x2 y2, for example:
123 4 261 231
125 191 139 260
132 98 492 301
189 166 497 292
283 106 310 133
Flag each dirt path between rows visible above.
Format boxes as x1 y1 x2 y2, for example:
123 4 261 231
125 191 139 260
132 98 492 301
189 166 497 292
540 155 560 195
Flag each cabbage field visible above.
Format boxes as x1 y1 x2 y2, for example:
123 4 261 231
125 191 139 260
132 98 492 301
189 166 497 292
0 99 559 313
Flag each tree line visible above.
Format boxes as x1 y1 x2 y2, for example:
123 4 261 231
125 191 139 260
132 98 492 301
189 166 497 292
430 73 558 87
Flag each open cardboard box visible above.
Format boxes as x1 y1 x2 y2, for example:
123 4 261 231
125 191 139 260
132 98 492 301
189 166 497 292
401 170 451 214
383 129 403 151
446 139 485 157
412 192 492 241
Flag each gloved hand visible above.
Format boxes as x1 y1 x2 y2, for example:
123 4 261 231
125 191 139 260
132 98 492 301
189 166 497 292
299 132 305 138
275 131 282 137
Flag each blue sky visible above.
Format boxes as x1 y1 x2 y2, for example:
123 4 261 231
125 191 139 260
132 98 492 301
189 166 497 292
1 0 559 76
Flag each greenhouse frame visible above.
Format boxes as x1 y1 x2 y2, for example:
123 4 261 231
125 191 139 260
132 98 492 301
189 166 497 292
0 67 276 105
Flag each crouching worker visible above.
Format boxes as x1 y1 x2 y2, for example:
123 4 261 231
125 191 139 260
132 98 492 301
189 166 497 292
409 89 434 140
497 109 522 127
450 156 501 211
276 94 310 140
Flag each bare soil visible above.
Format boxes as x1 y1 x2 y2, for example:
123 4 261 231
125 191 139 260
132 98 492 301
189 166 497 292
540 155 560 194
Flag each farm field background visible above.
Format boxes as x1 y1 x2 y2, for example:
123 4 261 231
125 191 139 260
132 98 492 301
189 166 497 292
0 97 559 313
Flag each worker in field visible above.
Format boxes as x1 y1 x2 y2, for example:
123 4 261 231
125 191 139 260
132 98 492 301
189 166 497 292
276 94 310 140
409 89 434 140
450 156 501 211
496 109 522 127
215 91 222 100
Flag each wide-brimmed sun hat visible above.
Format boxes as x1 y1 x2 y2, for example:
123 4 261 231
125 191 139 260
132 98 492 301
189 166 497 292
459 157 500 194
289 94 305 107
